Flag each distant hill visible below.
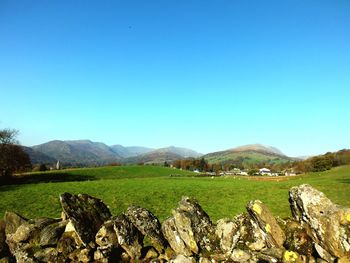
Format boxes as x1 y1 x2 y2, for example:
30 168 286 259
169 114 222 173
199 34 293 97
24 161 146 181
203 144 293 166
123 146 202 164
29 140 201 166
231 144 285 156
32 140 121 166
22 146 57 165
110 145 154 158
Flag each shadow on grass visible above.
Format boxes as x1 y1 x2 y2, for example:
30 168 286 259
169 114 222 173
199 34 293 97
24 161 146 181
336 179 350 184
0 172 96 190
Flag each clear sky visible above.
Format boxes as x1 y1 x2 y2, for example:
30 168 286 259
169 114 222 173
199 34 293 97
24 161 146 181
0 0 349 156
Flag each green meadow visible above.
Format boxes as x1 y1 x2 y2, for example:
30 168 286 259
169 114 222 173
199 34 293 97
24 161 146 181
1 165 349 222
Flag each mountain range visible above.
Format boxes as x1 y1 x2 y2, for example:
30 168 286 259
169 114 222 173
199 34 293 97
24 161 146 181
25 140 295 166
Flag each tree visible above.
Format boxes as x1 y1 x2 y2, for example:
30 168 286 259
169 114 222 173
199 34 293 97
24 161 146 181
0 128 31 182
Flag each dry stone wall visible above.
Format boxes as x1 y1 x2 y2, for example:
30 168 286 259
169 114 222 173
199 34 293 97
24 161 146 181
0 184 350 262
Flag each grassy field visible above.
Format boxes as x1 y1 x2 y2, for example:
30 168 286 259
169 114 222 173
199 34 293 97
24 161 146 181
0 165 349 222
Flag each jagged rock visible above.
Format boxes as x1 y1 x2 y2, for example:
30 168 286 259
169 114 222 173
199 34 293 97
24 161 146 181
59 193 112 245
338 255 350 263
169 197 215 255
254 247 284 263
162 217 192 256
215 218 240 253
143 246 159 261
230 248 254 262
57 231 81 257
284 220 313 256
289 184 350 257
34 247 63 262
247 200 286 248
0 257 10 263
39 220 67 247
314 243 333 262
113 214 143 259
235 213 266 251
68 248 92 262
3 212 27 236
95 219 118 250
170 254 196 263
126 206 168 253
94 249 108 262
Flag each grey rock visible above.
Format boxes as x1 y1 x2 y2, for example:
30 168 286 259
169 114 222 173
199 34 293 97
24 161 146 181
289 184 350 257
95 219 118 250
126 205 168 253
57 231 81 257
215 218 240 253
162 217 192 256
172 197 215 254
284 219 313 256
113 214 143 260
39 220 67 247
0 257 10 263
230 248 253 262
59 193 112 245
170 254 196 263
3 212 27 236
235 213 266 251
34 247 63 262
68 248 91 262
247 200 286 248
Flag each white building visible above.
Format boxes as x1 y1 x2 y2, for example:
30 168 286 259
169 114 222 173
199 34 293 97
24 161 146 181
259 168 271 176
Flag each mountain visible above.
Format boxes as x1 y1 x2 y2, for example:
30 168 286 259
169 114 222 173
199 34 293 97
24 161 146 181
22 146 57 164
203 144 293 166
110 145 154 158
123 146 202 164
230 144 285 156
150 146 202 158
32 140 121 165
29 140 201 166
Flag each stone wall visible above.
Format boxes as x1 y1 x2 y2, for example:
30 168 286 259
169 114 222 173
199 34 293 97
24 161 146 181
0 184 349 262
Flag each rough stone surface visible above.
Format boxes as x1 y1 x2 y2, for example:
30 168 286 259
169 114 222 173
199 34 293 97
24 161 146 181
39 220 67 247
289 184 350 257
60 192 112 245
95 219 118 250
247 200 286 248
3 212 27 236
113 214 143 260
284 219 313 256
172 197 215 254
162 216 192 256
215 218 240 253
1 185 349 262
170 254 196 263
126 205 168 252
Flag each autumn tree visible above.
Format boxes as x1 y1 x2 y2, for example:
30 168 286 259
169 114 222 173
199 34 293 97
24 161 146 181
0 128 31 182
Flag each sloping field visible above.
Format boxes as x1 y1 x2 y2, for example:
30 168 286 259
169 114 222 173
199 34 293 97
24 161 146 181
0 165 349 222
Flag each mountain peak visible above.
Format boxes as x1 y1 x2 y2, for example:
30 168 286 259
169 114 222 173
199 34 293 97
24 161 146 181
231 144 285 156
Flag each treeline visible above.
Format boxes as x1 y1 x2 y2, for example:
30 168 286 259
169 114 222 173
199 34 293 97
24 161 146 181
294 149 350 173
171 157 295 173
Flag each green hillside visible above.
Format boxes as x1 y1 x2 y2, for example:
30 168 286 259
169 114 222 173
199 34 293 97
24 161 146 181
204 150 292 166
1 165 349 222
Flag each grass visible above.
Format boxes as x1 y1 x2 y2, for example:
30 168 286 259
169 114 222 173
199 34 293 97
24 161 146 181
1 165 349 222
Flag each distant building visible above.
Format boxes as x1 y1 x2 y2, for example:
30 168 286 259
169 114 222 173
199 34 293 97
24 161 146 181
56 160 61 170
259 168 271 175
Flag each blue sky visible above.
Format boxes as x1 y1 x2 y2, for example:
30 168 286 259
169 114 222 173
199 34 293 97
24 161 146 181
0 0 349 156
